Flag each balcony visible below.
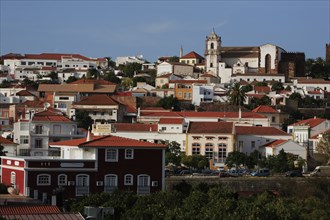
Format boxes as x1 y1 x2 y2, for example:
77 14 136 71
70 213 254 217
137 186 150 195
104 186 117 194
76 186 89 196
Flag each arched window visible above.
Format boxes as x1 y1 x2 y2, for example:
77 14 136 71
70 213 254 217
205 143 214 147
58 174 67 186
76 174 89 196
137 174 150 195
265 54 271 73
104 174 118 194
210 43 214 49
218 144 227 163
192 143 201 155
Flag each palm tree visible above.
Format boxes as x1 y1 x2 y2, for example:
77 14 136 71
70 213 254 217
227 82 246 106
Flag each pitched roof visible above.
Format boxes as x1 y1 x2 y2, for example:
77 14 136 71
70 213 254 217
15 90 35 97
159 118 184 124
0 136 16 145
69 78 116 85
180 51 204 59
169 80 207 84
24 53 92 61
252 105 278 113
113 123 158 132
188 122 234 134
261 139 288 148
254 86 271 93
38 83 116 93
290 118 327 127
21 100 47 108
32 109 71 122
1 213 85 220
236 126 290 136
74 94 119 106
51 134 166 148
0 205 60 215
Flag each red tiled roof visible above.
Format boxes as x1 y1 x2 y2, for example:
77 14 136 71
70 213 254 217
24 53 92 61
180 51 204 59
290 118 326 128
75 94 119 106
142 107 167 111
0 205 60 215
32 109 71 122
159 118 184 124
261 139 288 148
41 66 56 71
0 136 16 145
69 78 116 85
140 111 266 119
170 80 207 84
79 135 166 148
297 78 330 84
310 129 330 139
22 100 45 108
252 105 278 113
1 213 84 220
308 91 322 94
113 123 158 132
235 126 290 136
254 86 271 93
188 122 234 134
16 90 35 97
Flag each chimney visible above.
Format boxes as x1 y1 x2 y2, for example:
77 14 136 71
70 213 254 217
238 106 242 119
86 127 91 142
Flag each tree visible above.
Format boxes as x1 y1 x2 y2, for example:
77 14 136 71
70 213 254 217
121 77 133 90
0 144 6 156
165 141 181 166
65 76 78 84
316 134 330 165
227 83 246 106
103 70 121 84
241 84 253 93
0 80 10 88
46 71 58 82
168 56 180 62
225 151 247 168
75 110 93 130
271 81 284 92
255 82 268 86
118 63 142 78
156 95 180 111
86 68 100 79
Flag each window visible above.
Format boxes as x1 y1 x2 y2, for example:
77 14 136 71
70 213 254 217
124 174 133 186
37 174 51 185
58 174 67 186
20 123 29 130
192 147 200 155
161 127 166 131
205 143 214 147
20 136 29 144
137 174 150 194
210 43 214 49
251 141 255 149
125 149 134 159
35 139 42 148
10 172 16 187
218 146 227 163
59 97 69 100
178 92 182 97
76 174 89 196
53 125 61 134
210 63 213 68
205 147 213 159
105 149 118 162
35 125 43 134
104 174 118 194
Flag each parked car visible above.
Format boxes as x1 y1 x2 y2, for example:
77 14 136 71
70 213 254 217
179 170 193 176
285 170 303 177
219 170 230 177
309 166 330 177
251 168 270 177
228 169 241 177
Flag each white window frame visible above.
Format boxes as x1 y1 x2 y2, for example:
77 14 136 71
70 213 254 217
124 174 133 186
125 149 134 159
105 149 118 162
20 135 29 144
37 174 51 186
58 174 67 186
10 172 16 187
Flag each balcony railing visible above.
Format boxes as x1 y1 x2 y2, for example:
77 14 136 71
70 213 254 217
76 186 89 196
104 186 117 194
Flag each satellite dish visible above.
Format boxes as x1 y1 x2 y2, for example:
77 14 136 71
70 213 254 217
44 102 51 109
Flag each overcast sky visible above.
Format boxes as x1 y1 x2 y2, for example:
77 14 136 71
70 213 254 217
1 1 329 62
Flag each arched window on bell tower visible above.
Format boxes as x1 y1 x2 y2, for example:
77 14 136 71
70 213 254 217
210 43 214 49
265 54 271 73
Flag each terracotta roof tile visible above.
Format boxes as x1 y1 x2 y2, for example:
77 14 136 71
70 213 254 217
113 123 158 132
170 80 207 84
0 205 60 215
159 118 184 124
261 139 288 148
16 90 35 97
1 213 85 220
180 51 204 59
0 136 16 145
32 109 71 122
252 105 278 113
75 94 119 105
236 126 290 136
254 86 271 93
24 53 92 61
290 118 326 127
69 79 116 85
188 122 233 134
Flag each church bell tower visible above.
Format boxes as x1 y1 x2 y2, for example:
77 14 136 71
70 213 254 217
204 29 221 76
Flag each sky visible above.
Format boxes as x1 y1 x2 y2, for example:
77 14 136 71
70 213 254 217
0 1 329 62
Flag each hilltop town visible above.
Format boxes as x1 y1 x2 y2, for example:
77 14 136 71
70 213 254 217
0 31 330 218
